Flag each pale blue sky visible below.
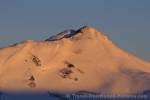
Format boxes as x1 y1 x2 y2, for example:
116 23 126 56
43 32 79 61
0 0 150 61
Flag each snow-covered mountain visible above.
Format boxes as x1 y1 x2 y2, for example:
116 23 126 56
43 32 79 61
0 26 150 95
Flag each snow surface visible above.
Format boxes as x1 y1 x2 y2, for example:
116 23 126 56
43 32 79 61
0 26 149 98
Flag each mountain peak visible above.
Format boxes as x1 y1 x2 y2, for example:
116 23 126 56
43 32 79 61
45 26 100 41
76 26 97 34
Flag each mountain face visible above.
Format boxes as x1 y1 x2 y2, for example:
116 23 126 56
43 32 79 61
0 26 149 95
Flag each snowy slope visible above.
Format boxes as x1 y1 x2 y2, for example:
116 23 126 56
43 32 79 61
0 26 149 95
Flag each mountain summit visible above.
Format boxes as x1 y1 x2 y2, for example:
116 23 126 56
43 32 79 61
45 26 102 41
0 26 149 95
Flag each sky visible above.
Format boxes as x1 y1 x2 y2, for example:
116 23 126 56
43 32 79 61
0 0 150 61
